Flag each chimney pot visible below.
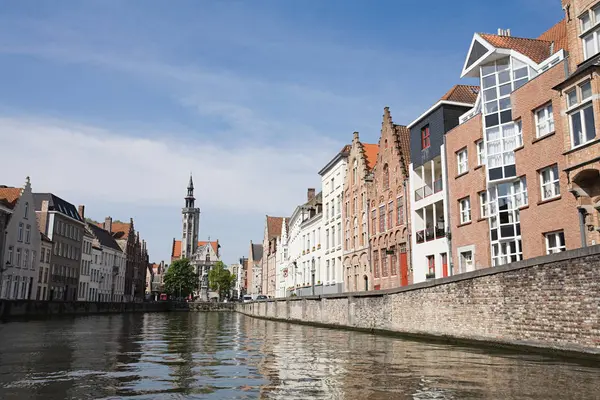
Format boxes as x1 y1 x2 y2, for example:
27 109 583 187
307 188 316 201
78 205 85 219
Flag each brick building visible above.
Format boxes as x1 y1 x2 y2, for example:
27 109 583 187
408 85 479 282
368 108 412 290
262 215 286 297
342 132 378 292
247 241 263 295
445 4 599 272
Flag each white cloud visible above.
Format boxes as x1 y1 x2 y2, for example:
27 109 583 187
1 116 338 215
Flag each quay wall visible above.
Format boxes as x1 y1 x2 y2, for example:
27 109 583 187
0 300 170 319
238 245 600 357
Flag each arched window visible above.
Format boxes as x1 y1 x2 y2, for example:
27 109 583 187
352 159 358 185
206 253 210 262
383 164 389 189
24 202 29 219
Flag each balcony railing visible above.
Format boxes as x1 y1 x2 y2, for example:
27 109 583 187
416 230 425 244
417 225 446 243
425 227 435 242
415 185 434 201
435 226 446 239
434 178 443 193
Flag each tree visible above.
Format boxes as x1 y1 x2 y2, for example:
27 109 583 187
208 261 236 300
163 258 197 299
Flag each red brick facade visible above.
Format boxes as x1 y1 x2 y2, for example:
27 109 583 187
368 108 412 289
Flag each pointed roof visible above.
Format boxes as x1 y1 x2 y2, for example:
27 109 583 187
266 216 285 239
171 239 219 259
87 222 122 252
251 243 263 262
478 33 552 64
0 186 22 209
440 85 480 103
362 144 379 170
538 19 568 53
33 193 84 222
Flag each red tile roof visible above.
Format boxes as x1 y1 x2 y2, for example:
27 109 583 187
479 33 552 64
362 143 379 171
171 240 219 259
440 85 480 104
266 216 285 239
538 18 568 53
0 187 22 209
110 222 132 240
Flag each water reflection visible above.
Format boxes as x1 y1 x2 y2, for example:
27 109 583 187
0 313 598 399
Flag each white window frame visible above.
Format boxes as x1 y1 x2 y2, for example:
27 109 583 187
567 80 596 148
545 231 566 254
580 5 600 60
476 140 485 166
457 149 468 174
459 197 471 224
540 164 560 201
479 191 489 218
534 103 554 138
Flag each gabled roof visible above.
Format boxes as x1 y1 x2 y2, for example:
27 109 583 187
171 240 219 259
0 187 22 209
538 19 568 53
33 193 83 222
362 143 379 170
266 216 285 239
479 34 552 64
87 222 122 252
251 243 263 262
440 85 480 103
110 222 132 240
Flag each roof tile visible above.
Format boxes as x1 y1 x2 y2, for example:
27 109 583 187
171 240 219 259
538 18 568 53
439 85 480 104
479 33 552 64
0 187 22 209
362 143 379 171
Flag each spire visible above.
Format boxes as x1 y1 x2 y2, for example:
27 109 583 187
185 174 195 208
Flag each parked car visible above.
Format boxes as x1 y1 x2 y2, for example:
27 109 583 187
256 295 268 301
242 295 253 303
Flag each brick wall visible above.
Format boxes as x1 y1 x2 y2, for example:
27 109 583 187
445 114 491 270
239 245 600 355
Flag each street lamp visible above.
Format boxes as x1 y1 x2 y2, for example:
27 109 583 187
311 257 315 296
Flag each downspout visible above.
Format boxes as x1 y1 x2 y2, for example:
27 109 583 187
404 178 411 282
442 134 454 275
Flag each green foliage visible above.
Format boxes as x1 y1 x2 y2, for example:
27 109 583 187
163 258 197 298
208 261 236 300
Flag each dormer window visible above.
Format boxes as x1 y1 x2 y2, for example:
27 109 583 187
421 125 430 150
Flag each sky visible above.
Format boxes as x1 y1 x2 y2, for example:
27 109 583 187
0 0 563 265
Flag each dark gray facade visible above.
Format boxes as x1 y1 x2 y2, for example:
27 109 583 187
409 104 473 168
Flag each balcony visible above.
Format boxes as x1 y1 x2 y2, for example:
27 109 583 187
415 200 446 245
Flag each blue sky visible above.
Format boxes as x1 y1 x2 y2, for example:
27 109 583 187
0 0 563 265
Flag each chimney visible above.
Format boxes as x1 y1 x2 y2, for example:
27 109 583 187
104 216 113 232
39 200 50 235
41 200 49 213
307 188 316 201
78 205 85 219
497 28 511 36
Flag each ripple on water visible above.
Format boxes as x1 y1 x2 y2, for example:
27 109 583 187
0 313 599 400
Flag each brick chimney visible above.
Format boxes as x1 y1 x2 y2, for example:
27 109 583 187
104 216 113 233
307 188 316 201
38 200 50 235
78 205 85 220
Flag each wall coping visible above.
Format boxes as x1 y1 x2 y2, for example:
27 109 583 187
252 245 600 303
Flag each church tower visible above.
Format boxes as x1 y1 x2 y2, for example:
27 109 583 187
181 174 200 259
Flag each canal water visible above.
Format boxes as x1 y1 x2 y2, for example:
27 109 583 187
0 312 599 399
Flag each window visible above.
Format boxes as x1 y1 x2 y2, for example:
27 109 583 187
396 197 404 226
330 178 334 193
459 197 471 224
387 202 393 230
421 125 430 149
535 103 554 137
390 247 397 275
568 81 596 148
25 225 31 244
379 205 385 232
427 255 435 275
580 5 600 59
479 191 489 218
16 248 22 267
7 246 13 265
325 202 328 220
326 260 330 281
540 165 560 200
545 231 566 254
352 159 357 185
383 164 389 189
331 229 335 249
476 140 485 166
18 223 23 242
325 229 329 249
24 202 29 219
371 209 377 234
337 223 341 246
381 250 388 276
373 250 379 278
460 251 473 273
457 149 468 174
24 250 29 268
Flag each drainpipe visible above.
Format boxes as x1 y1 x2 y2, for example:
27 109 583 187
578 208 588 248
442 135 454 274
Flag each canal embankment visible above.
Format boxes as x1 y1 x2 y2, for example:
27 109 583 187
238 245 600 360
0 300 171 319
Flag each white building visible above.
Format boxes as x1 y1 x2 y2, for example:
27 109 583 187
407 86 478 282
280 189 324 297
77 232 94 301
86 221 126 302
0 177 41 300
319 146 349 293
